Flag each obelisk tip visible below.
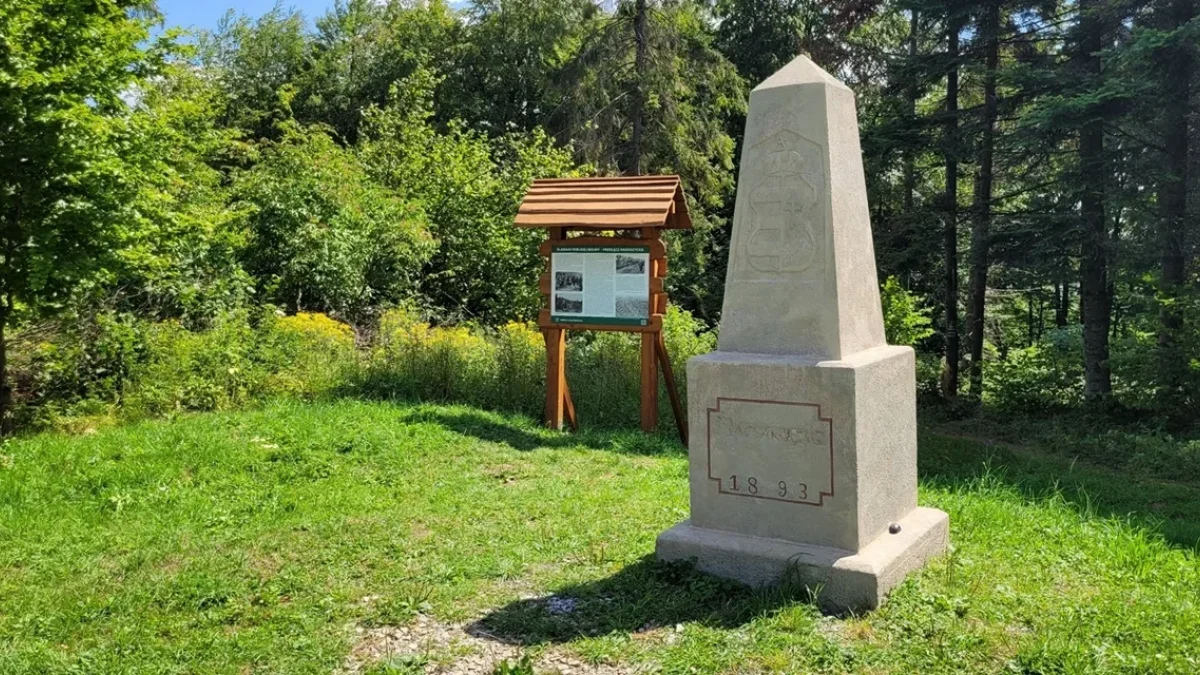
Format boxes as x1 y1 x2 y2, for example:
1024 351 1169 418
752 54 851 94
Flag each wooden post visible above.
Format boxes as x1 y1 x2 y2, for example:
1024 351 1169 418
640 227 662 433
543 226 569 430
640 331 659 432
545 327 566 430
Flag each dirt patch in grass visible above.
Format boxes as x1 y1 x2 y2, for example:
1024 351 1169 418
483 463 530 486
342 613 639 675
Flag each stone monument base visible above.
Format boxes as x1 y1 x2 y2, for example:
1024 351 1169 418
656 507 949 615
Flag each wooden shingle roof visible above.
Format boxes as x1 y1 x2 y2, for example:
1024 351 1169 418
514 175 692 230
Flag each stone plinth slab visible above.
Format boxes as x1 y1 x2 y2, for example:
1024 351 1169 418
656 507 949 615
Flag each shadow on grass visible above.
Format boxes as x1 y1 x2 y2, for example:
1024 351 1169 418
470 556 804 646
468 437 1200 649
379 399 1200 548
391 405 686 456
918 431 1200 551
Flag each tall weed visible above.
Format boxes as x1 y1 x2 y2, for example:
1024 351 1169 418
361 305 714 428
16 304 716 433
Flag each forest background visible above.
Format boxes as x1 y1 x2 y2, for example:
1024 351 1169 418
1 0 1197 441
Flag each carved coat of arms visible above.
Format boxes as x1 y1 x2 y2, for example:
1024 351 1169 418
733 118 826 283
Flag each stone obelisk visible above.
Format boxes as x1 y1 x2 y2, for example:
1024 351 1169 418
655 56 948 614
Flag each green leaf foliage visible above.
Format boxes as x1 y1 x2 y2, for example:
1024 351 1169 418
235 120 434 320
0 0 163 320
358 71 580 324
1 0 1199 431
881 276 935 346
115 63 254 325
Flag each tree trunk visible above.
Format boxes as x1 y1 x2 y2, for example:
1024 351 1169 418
1038 293 1046 340
0 313 10 435
903 10 919 214
1156 0 1194 412
1109 211 1123 337
966 1 1000 400
1055 280 1070 327
630 0 649 176
941 14 961 401
1027 291 1036 346
1078 0 1113 400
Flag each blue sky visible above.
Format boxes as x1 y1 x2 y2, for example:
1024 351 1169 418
156 1 336 32
156 1 471 33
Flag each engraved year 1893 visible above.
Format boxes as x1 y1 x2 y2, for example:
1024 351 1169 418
726 474 809 501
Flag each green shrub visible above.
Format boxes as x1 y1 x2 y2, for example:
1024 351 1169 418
235 123 434 320
19 312 143 408
12 308 361 429
660 304 718 411
1108 328 1161 411
360 304 715 430
488 321 546 417
15 300 718 433
568 306 716 429
915 352 944 401
123 311 268 417
263 312 360 399
358 71 582 324
983 327 1084 412
364 308 499 406
1108 301 1200 422
567 329 642 428
982 318 1200 419
122 309 362 418
364 308 548 416
880 276 934 347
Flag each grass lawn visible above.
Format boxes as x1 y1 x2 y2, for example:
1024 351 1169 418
1 399 1198 674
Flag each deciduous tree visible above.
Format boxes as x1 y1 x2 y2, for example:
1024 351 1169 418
0 0 165 428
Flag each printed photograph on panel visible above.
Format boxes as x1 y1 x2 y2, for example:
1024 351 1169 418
615 255 646 275
614 295 649 318
555 271 584 292
554 293 584 314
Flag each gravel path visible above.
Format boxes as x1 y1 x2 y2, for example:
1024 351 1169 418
341 613 643 675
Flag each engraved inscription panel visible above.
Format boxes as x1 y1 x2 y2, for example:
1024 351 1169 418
707 398 834 506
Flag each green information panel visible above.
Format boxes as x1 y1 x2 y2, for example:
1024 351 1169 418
550 245 651 326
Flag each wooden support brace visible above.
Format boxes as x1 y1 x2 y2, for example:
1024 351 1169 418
656 331 687 444
563 374 578 432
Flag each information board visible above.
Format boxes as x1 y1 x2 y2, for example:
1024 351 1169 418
550 245 651 326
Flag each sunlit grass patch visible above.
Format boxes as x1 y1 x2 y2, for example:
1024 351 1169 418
0 399 1197 673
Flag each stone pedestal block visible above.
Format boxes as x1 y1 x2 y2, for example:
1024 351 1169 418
656 347 947 613
684 347 919 550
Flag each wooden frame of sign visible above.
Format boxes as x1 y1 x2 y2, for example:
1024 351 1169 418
515 175 689 442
